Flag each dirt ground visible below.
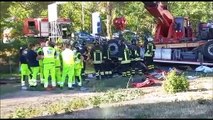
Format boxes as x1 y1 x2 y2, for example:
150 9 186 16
0 76 213 118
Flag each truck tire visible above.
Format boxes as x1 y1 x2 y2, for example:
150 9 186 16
108 39 120 57
202 40 213 60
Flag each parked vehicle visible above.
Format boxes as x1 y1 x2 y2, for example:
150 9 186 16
75 31 96 44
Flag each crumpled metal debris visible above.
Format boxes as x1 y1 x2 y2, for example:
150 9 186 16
195 65 213 73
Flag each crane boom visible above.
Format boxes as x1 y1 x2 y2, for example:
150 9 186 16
143 1 177 43
143 2 173 27
141 1 213 66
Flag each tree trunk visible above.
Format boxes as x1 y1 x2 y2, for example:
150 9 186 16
106 2 113 39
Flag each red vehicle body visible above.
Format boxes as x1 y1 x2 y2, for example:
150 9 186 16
142 1 213 66
23 18 71 40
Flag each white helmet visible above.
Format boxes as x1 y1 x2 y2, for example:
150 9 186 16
147 37 153 41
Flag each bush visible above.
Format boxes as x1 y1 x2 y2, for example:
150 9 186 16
163 70 189 93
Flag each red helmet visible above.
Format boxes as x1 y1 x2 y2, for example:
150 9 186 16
113 17 127 31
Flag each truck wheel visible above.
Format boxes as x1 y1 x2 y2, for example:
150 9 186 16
202 40 213 60
108 39 120 56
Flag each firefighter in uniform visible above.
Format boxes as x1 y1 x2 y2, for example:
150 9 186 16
90 40 104 80
80 40 89 80
102 40 113 78
119 38 131 77
74 46 84 87
144 37 156 71
42 41 56 90
130 39 144 76
54 43 62 87
61 42 75 89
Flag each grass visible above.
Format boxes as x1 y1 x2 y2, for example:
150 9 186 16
3 76 213 118
0 73 20 80
4 74 141 118
0 84 20 96
2 65 213 118
8 88 145 118
84 75 130 92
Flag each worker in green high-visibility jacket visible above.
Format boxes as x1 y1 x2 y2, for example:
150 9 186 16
36 40 46 85
42 41 56 90
19 47 31 90
61 42 75 90
74 46 84 87
54 43 62 87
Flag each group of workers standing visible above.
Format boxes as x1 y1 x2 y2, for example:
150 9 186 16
90 34 156 80
19 40 88 90
19 34 156 90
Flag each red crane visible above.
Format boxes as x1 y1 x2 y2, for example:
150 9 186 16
142 1 213 66
143 2 193 44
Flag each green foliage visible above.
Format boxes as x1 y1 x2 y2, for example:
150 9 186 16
163 70 189 93
67 98 89 110
1 1 212 37
1 1 213 72
168 1 213 32
11 107 40 118
0 37 37 66
88 89 144 107
89 96 102 107
8 88 145 118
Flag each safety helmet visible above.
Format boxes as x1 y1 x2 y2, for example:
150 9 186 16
147 37 153 42
82 40 86 45
93 39 99 45
131 39 137 45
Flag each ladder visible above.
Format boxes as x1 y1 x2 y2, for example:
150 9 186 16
49 21 62 43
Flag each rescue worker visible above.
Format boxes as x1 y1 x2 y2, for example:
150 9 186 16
144 37 156 71
102 39 113 78
90 40 104 80
26 43 40 88
119 37 131 77
80 40 89 80
42 41 56 90
74 46 84 87
61 42 75 89
19 47 31 90
36 40 46 85
130 39 141 75
130 39 146 75
54 43 62 87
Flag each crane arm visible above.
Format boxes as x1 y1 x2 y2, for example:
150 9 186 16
143 1 174 27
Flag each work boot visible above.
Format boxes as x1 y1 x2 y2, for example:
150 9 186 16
21 86 27 90
77 82 82 87
60 86 63 90
40 83 44 88
122 72 127 77
45 85 53 91
96 76 100 80
28 86 36 91
68 87 74 90
52 86 56 90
